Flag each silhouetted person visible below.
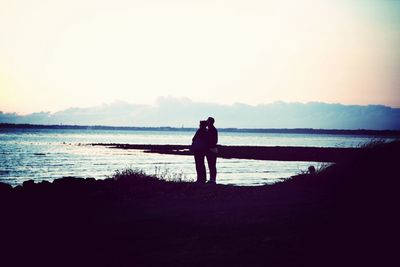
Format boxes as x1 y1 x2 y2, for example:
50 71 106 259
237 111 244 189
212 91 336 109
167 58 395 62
192 120 208 183
206 117 218 184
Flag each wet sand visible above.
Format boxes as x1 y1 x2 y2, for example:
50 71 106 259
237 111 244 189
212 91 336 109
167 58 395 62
92 143 362 162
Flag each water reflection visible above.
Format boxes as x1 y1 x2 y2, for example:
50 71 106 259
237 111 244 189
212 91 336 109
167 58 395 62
0 129 383 186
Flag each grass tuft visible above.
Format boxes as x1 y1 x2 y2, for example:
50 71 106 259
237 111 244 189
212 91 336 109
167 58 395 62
110 166 193 184
110 168 159 182
154 165 192 183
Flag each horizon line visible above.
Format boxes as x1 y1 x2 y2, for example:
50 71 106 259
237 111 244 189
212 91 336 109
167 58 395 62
1 123 400 136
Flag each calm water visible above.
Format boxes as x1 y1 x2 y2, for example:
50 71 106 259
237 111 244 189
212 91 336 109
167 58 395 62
0 128 388 186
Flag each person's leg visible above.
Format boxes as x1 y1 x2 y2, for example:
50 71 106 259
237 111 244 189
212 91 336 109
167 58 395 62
200 153 206 182
194 154 201 182
195 153 206 183
206 152 217 183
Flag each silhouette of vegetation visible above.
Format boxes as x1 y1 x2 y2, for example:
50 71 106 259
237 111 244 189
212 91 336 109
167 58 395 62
111 167 190 183
359 137 388 148
111 168 158 182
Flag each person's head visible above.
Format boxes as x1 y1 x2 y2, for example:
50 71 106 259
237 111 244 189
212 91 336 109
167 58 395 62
199 120 207 129
207 117 215 126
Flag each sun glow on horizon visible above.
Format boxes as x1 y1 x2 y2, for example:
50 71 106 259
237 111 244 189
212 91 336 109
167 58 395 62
1 0 399 114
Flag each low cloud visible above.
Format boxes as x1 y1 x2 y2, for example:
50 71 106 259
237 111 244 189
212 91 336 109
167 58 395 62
1 97 399 130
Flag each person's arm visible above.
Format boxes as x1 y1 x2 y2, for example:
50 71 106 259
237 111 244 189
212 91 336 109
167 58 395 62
192 130 199 142
212 128 218 146
208 128 218 147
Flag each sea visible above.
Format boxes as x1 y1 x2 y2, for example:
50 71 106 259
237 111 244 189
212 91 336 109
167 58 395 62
0 128 394 186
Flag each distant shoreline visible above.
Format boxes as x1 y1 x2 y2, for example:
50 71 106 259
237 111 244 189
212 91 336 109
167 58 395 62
1 123 400 136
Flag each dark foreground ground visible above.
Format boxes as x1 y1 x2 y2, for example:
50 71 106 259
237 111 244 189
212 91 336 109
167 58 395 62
1 142 399 267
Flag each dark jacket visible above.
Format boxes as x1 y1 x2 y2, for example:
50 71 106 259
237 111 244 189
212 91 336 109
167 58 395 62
192 128 208 153
207 125 218 149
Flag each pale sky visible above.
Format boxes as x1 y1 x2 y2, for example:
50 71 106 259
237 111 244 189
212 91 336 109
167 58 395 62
1 0 399 114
